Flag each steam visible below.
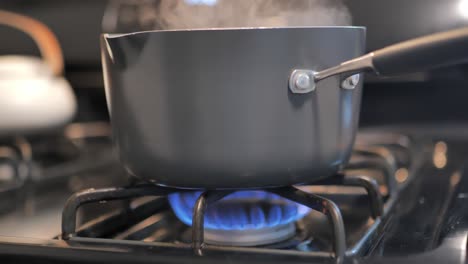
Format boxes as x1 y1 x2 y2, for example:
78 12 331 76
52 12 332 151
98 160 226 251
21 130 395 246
137 0 352 30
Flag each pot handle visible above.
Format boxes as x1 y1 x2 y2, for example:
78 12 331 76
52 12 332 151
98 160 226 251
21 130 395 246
307 27 468 86
373 27 468 75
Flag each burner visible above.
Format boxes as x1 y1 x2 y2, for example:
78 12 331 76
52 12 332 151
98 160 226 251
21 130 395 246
168 191 311 246
204 223 295 246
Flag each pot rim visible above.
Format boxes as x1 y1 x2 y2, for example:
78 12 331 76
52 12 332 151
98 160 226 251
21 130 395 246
103 26 366 38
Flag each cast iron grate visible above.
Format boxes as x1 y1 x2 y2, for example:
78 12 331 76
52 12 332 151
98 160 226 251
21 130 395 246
60 133 416 264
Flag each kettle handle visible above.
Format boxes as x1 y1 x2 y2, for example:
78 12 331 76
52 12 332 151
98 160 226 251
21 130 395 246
0 10 64 76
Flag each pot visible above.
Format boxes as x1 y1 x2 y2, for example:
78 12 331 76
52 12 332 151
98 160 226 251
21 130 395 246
101 26 468 189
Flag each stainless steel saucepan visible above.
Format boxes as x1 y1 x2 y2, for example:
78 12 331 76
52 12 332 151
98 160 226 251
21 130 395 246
101 26 468 189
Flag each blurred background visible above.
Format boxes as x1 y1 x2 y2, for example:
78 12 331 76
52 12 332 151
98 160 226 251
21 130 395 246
1 0 468 127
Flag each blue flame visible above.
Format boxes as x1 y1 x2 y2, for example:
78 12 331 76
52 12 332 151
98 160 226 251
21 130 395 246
168 191 311 230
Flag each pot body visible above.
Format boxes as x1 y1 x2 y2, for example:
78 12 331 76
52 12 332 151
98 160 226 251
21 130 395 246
101 27 365 188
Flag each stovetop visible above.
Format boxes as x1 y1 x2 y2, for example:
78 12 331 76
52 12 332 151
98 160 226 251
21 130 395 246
0 124 467 264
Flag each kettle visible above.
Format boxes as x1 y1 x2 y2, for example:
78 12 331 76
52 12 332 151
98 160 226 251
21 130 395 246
0 10 76 135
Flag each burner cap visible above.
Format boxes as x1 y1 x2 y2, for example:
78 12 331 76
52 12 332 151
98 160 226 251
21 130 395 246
204 223 295 246
168 191 310 245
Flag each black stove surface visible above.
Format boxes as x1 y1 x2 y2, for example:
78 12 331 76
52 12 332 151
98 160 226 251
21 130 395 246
0 124 466 264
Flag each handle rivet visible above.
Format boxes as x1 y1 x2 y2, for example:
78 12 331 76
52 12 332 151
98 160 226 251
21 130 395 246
289 70 316 94
295 73 311 90
341 74 360 90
